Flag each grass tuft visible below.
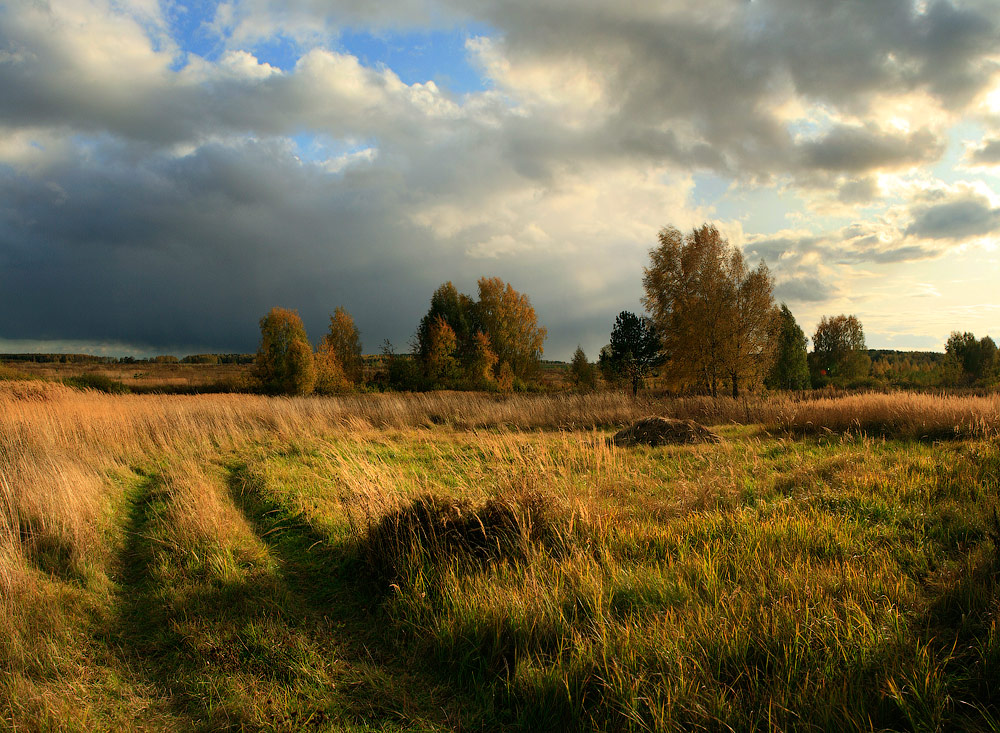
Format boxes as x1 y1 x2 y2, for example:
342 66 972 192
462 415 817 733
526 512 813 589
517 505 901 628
358 492 562 584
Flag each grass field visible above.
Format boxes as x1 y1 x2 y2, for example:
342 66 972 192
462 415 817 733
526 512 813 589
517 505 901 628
0 357 576 394
0 360 252 394
3 382 1000 731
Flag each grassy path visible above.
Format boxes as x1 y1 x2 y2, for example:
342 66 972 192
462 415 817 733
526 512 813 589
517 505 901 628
226 461 477 731
61 458 479 732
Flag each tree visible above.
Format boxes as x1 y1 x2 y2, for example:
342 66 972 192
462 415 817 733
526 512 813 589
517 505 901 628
475 277 547 381
415 282 478 367
598 345 622 387
425 316 460 385
810 314 869 383
766 304 811 390
600 311 661 396
255 307 316 395
496 361 515 393
468 331 499 388
569 346 597 392
944 332 998 385
981 336 999 384
320 307 364 385
314 341 350 394
642 224 777 397
414 278 547 388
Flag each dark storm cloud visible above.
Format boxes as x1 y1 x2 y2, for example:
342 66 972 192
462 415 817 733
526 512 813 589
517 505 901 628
0 139 456 353
0 134 653 358
905 189 1000 240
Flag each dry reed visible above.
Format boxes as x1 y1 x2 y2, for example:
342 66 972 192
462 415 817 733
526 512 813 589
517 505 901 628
764 392 1000 439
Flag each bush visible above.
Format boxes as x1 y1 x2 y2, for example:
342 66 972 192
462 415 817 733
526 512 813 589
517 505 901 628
63 373 130 394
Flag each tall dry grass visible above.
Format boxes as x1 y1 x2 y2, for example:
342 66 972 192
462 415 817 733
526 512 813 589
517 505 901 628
3 382 998 568
3 378 1000 729
763 391 1000 439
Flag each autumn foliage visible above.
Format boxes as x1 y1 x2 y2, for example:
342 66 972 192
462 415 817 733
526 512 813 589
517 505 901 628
413 277 546 390
255 307 316 395
643 225 777 397
315 307 364 394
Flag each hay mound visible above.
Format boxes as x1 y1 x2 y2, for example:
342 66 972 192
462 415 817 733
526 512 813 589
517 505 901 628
611 417 721 447
360 493 557 582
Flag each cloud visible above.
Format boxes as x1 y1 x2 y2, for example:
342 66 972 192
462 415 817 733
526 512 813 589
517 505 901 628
905 187 1000 240
797 125 943 173
1 0 1000 357
966 136 1000 165
775 275 840 303
837 177 882 205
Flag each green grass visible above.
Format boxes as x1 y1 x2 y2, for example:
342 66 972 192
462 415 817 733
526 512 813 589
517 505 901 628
5 419 1000 730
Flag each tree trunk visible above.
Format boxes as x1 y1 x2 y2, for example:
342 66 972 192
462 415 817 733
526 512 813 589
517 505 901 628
732 373 739 399
632 374 639 397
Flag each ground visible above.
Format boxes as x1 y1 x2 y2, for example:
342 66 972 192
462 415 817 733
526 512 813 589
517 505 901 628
2 384 999 731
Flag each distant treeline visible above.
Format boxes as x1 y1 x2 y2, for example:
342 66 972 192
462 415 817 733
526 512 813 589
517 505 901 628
0 353 254 365
1 353 117 364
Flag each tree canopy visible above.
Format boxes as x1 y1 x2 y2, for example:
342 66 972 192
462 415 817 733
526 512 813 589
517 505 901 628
415 277 546 388
255 307 316 395
642 224 776 397
569 346 597 392
600 311 660 396
475 276 547 382
415 282 477 364
766 304 810 390
320 307 364 385
944 331 998 386
810 314 870 384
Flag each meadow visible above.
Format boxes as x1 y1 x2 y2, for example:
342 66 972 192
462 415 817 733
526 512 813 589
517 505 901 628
2 381 1000 731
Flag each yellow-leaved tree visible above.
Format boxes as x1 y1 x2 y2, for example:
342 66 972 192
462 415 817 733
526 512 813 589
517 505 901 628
316 307 363 391
255 307 316 395
643 225 777 398
475 276 547 383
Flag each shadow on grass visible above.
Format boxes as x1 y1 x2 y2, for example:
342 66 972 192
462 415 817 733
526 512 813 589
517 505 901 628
225 462 477 731
106 471 291 730
107 468 465 731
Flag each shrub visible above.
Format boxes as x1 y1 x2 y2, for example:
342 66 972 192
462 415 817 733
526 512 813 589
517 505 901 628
63 373 130 394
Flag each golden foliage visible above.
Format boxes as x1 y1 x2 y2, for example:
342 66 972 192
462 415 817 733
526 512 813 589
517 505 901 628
643 225 776 397
321 307 363 384
476 276 547 381
254 307 316 395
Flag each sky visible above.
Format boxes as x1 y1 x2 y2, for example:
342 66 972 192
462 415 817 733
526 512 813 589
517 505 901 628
1 0 1000 359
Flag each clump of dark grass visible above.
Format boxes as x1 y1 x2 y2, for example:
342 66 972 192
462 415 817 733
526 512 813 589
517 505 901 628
358 492 562 584
63 373 130 394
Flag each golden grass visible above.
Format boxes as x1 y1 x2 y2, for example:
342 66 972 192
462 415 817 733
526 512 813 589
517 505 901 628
2 379 999 730
764 391 1000 438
